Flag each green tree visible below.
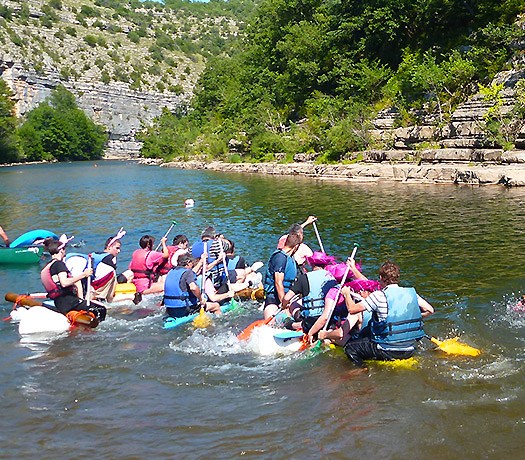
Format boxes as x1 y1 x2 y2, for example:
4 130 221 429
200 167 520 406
18 86 107 162
0 80 19 164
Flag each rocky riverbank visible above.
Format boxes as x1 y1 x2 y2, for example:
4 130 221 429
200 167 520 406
160 151 525 187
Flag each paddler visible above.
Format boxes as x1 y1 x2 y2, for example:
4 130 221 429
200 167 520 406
157 234 190 277
129 234 169 301
91 228 131 303
342 261 434 365
191 226 228 287
41 236 106 321
280 251 337 331
163 253 221 318
277 215 317 273
263 232 301 320
224 238 264 287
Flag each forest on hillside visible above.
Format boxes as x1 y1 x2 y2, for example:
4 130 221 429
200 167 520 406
140 0 525 163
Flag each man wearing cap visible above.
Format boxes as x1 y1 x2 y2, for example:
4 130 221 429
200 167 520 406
281 251 337 331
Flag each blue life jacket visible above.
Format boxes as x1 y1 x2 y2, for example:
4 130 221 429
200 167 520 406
301 270 337 318
370 286 425 348
227 255 240 271
263 249 297 295
164 267 195 311
191 239 213 259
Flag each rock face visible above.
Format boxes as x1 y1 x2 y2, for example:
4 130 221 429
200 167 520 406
1 60 183 158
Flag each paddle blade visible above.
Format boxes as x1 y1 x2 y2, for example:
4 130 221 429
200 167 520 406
430 336 481 357
237 316 272 341
192 307 211 328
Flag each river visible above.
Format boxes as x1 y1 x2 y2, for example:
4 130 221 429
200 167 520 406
0 161 523 459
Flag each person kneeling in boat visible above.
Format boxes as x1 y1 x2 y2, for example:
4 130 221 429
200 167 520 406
223 238 263 288
129 235 169 300
342 261 434 365
280 251 338 331
163 254 221 319
91 232 131 303
41 237 106 321
263 233 302 321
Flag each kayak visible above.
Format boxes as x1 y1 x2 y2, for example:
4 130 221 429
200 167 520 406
163 299 239 329
9 229 57 248
0 246 43 264
5 292 98 334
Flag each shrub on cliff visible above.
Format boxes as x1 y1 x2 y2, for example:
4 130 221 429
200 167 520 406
0 80 19 164
18 86 107 162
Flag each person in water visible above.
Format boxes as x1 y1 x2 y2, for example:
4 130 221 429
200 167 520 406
158 234 190 276
223 238 264 287
342 261 434 365
277 216 317 272
281 251 338 331
129 234 169 296
0 225 10 247
41 236 106 321
263 232 301 320
91 230 130 302
163 253 220 318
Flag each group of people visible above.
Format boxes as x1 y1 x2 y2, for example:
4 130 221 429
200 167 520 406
21 215 436 365
36 225 263 326
262 216 435 365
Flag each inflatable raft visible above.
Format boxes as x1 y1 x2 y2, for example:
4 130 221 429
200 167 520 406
5 292 98 334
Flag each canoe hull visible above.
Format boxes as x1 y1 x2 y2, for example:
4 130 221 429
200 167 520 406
0 246 43 264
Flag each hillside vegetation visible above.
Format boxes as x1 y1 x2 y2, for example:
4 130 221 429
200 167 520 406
140 0 525 163
0 0 253 95
0 0 254 163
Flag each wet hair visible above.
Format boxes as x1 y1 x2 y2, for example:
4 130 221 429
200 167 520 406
379 261 400 285
139 235 155 250
173 234 189 246
177 253 194 267
45 239 62 255
201 226 216 239
42 237 56 252
288 223 304 237
284 232 302 248
225 239 234 253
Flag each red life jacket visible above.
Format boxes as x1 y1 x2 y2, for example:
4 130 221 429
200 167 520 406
129 248 157 285
41 260 76 299
158 246 178 276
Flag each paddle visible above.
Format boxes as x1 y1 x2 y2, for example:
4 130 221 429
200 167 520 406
155 220 177 251
346 292 481 357
312 221 325 254
321 243 358 332
193 251 211 328
86 254 92 307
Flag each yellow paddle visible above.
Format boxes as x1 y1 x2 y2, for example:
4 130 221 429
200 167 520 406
193 251 211 328
193 306 212 328
427 336 481 357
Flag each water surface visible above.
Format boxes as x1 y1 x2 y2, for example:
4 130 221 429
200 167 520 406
0 161 523 459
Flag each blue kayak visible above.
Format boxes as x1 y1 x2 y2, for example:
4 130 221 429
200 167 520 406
163 299 239 329
10 229 58 248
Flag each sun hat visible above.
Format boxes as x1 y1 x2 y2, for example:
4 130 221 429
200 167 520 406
326 261 362 282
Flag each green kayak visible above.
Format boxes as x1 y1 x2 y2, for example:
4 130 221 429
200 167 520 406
0 246 44 264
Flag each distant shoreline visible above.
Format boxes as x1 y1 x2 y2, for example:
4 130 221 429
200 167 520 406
161 159 525 187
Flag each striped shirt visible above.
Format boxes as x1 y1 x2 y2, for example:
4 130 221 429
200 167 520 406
363 284 422 322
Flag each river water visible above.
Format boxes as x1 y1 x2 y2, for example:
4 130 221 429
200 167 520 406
0 161 523 459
